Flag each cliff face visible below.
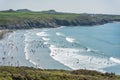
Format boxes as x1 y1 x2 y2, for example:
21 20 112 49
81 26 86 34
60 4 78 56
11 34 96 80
0 11 120 30
54 18 111 26
0 21 59 29
0 19 118 30
0 18 119 30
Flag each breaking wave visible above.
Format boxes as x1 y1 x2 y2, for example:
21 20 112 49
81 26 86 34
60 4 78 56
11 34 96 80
49 44 117 72
42 37 50 41
56 32 65 37
24 31 41 68
66 37 75 43
36 32 49 36
110 57 120 64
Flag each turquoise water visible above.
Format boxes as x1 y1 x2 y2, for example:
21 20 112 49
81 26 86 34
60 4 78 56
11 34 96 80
0 22 120 74
44 22 120 74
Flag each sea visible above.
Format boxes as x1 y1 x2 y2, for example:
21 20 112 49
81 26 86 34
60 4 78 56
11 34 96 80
0 22 120 74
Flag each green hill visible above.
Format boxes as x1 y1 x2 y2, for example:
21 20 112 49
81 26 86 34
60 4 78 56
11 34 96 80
16 9 32 12
0 66 120 80
0 10 120 29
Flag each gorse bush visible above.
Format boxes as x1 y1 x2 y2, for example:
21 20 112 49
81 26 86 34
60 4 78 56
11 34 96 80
0 66 120 80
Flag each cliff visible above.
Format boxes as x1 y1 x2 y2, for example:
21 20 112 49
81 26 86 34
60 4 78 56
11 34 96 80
0 10 120 29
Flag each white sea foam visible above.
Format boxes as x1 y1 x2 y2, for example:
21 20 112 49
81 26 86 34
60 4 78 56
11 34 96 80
50 45 56 48
44 42 49 44
86 48 92 52
24 32 40 68
36 32 49 36
56 32 61 36
24 46 40 68
110 57 120 64
24 33 31 61
56 32 65 37
42 37 50 41
66 37 75 43
49 46 117 72
24 44 29 60
29 59 41 69
56 26 65 29
24 34 34 42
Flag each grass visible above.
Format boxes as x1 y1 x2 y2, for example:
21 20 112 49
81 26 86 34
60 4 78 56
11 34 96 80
0 12 80 25
0 11 120 26
0 66 120 80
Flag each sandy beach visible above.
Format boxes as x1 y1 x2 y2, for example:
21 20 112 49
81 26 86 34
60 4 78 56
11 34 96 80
0 23 120 74
0 30 13 39
0 29 71 70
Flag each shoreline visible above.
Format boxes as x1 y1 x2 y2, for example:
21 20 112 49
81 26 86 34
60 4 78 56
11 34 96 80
0 21 116 30
0 29 71 70
0 22 118 40
0 30 13 39
0 23 120 75
0 21 119 30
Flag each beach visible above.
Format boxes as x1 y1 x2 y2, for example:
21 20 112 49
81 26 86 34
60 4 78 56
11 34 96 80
0 23 120 74
0 29 70 70
0 30 13 39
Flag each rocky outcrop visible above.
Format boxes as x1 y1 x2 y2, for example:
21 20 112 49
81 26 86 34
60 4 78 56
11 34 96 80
54 17 115 26
0 19 117 30
0 21 60 30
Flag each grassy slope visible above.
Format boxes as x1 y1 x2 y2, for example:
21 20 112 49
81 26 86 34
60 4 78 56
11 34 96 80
0 11 120 29
0 66 120 80
0 12 80 25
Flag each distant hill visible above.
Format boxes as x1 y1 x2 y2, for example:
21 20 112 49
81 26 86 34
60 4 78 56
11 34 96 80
0 9 15 12
16 9 32 12
41 10 58 14
41 10 75 14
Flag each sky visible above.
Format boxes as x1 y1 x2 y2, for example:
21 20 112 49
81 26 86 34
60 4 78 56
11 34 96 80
0 0 120 14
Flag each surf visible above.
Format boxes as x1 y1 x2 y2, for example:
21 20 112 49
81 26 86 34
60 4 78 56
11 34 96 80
36 31 49 37
66 37 75 43
110 57 120 64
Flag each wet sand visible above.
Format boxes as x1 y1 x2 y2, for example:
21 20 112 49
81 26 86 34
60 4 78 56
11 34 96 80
0 30 71 70
0 30 13 39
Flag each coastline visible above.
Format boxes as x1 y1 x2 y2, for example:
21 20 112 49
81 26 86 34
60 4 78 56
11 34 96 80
0 23 120 77
0 21 118 30
0 11 120 77
0 11 120 30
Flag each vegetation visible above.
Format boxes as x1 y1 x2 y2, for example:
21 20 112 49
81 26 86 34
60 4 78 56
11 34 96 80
0 9 120 29
0 66 120 80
